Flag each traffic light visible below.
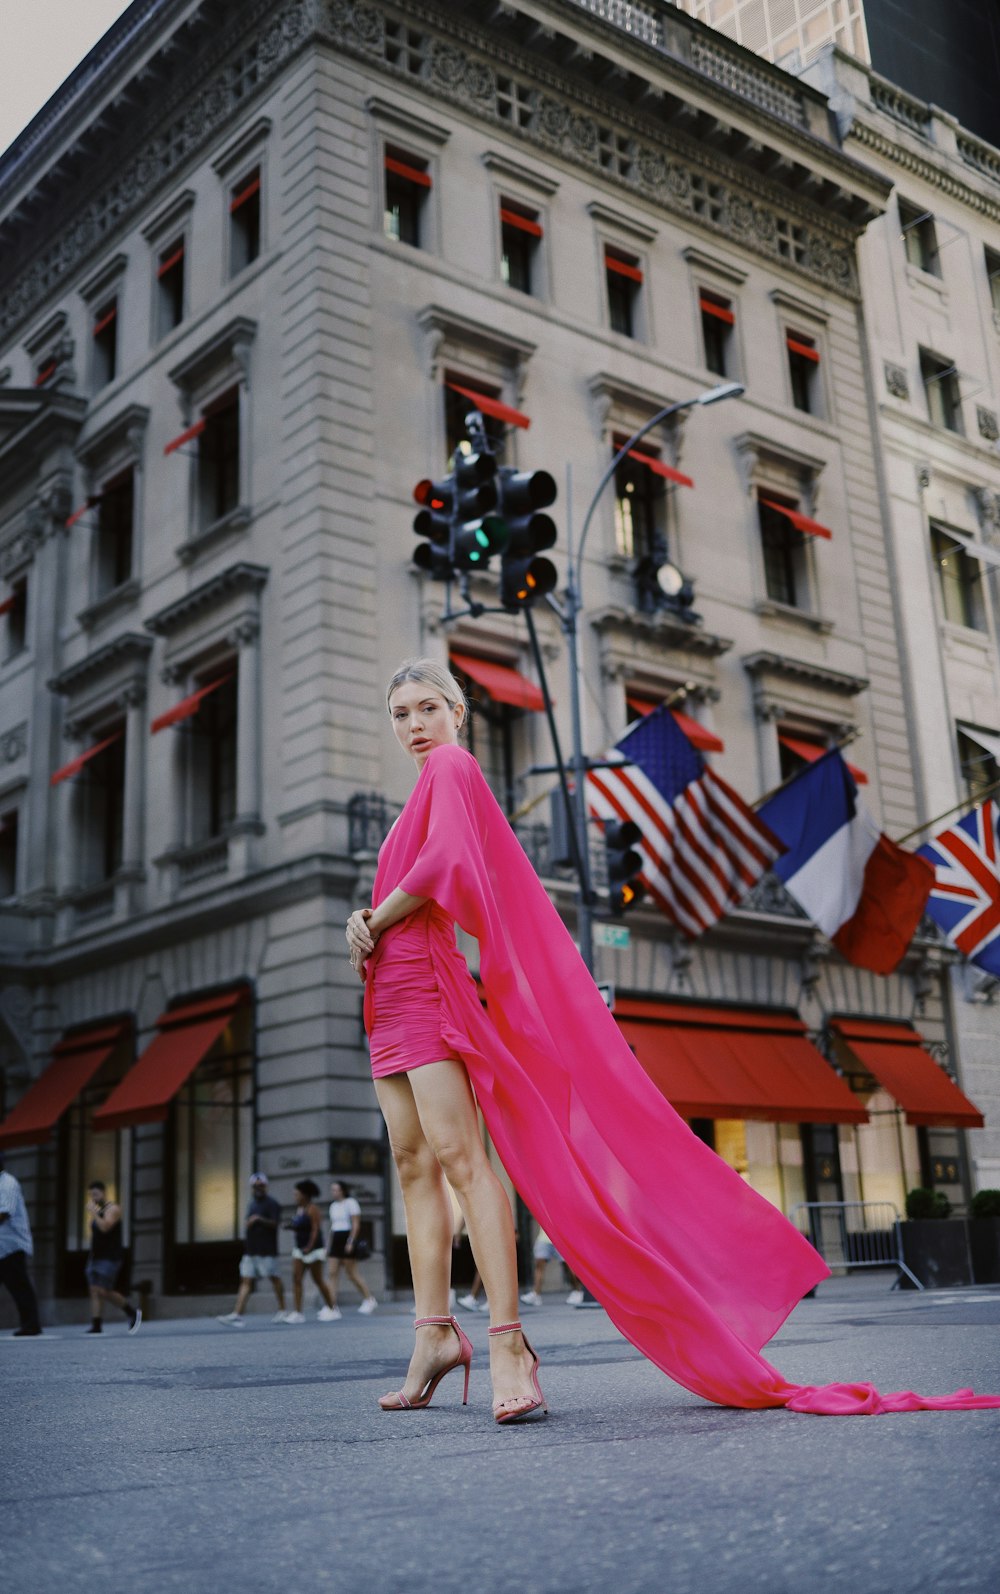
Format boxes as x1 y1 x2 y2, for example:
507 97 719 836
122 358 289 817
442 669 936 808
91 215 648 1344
413 477 454 580
497 467 558 610
451 449 509 571
604 819 646 914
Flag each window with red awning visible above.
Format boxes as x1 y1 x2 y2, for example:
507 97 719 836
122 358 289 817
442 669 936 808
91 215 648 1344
758 496 832 540
830 1018 984 1128
626 695 724 752
150 673 234 735
451 652 544 712
51 731 123 787
446 381 530 431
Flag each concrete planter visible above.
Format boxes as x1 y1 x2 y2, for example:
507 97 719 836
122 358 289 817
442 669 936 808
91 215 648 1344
969 1218 1000 1285
899 1219 973 1289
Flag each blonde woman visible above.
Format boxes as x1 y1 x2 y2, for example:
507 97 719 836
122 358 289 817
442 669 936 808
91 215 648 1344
347 659 1000 1422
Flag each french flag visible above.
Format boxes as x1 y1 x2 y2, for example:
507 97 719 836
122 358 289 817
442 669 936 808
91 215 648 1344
758 750 934 974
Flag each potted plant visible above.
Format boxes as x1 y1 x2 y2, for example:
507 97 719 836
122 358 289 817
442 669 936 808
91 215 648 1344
969 1189 1000 1285
899 1187 973 1289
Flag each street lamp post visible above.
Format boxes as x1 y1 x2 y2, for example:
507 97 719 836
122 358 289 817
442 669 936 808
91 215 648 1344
548 382 744 974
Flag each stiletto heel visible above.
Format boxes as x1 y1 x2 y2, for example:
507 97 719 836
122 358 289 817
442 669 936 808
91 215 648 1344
489 1320 548 1424
378 1314 473 1411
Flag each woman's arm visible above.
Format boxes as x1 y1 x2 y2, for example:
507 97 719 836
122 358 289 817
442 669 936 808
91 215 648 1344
346 887 427 971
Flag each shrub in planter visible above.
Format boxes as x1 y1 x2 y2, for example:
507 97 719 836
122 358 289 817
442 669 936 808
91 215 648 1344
905 1187 951 1220
969 1190 1000 1284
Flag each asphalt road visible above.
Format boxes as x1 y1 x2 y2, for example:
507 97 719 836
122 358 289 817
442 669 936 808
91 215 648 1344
4 1276 1000 1594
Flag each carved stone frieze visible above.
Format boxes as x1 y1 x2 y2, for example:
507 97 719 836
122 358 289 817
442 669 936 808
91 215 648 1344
883 361 909 401
144 562 269 637
973 486 1000 541
976 405 999 443
1 721 28 763
48 632 153 698
915 462 931 491
591 603 733 660
743 649 869 698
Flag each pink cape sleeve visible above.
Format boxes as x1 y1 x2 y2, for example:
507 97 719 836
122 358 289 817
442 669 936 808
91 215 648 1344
373 745 1000 1416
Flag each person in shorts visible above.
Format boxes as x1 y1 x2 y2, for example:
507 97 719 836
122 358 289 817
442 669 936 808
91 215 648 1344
85 1182 141 1334
217 1173 287 1327
520 1226 584 1307
326 1180 377 1317
285 1179 338 1323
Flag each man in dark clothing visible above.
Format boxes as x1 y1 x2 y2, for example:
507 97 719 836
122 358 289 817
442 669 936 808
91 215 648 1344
217 1173 286 1326
0 1151 43 1337
86 1181 141 1334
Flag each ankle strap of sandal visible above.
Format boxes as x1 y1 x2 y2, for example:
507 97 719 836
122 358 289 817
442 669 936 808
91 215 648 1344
488 1321 522 1336
414 1314 455 1329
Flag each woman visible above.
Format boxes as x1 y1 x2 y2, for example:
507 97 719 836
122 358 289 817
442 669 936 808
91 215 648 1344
347 659 999 1419
286 1180 338 1324
327 1181 377 1317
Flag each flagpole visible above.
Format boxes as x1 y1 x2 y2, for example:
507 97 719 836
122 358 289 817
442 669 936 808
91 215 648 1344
894 778 1000 846
752 735 862 808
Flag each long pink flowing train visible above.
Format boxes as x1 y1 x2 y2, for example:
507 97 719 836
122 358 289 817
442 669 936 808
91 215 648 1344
369 745 1000 1416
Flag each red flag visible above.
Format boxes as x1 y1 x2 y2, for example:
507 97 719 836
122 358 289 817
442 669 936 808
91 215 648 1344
831 834 934 974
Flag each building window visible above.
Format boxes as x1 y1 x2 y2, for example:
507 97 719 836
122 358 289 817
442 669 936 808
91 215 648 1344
34 354 57 387
787 331 820 414
384 147 431 246
899 198 939 276
229 167 261 274
79 725 126 885
0 808 18 898
156 238 185 337
759 496 808 609
94 470 135 597
613 443 664 562
2 576 27 658
920 349 963 433
445 378 504 465
605 247 642 338
173 1000 253 1246
700 291 734 377
932 526 984 630
450 659 518 816
190 668 238 841
500 200 541 294
198 388 240 528
958 730 1000 805
986 246 1000 315
92 299 118 389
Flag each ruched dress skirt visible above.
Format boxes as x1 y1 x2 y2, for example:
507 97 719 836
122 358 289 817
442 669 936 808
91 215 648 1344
365 902 464 1079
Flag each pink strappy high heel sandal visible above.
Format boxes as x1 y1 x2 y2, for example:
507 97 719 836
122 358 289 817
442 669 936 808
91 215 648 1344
378 1314 473 1411
489 1320 548 1424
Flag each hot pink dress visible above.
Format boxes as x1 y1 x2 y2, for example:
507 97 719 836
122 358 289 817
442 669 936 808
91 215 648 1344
366 901 466 1077
366 743 1000 1417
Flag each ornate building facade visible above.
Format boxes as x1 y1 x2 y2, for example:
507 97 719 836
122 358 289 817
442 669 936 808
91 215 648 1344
0 0 989 1317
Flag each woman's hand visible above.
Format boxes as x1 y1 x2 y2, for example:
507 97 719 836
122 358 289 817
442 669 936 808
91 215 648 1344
347 908 376 981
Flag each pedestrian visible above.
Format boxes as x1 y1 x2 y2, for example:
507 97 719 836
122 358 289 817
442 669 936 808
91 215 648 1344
520 1227 584 1307
217 1173 287 1327
326 1180 377 1317
346 658 1000 1419
0 1151 43 1337
285 1180 338 1324
85 1181 141 1334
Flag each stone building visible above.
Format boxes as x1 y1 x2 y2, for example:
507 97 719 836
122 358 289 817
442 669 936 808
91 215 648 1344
0 0 989 1318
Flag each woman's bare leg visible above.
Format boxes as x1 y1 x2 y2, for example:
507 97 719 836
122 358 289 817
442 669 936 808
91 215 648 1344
326 1256 340 1307
308 1260 335 1309
292 1257 304 1313
407 1059 538 1415
343 1258 373 1301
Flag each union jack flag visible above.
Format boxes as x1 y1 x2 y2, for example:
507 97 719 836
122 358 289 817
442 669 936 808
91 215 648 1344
917 799 1000 976
586 703 784 937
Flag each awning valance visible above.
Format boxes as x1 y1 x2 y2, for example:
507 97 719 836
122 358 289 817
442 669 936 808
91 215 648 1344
0 1021 130 1150
624 449 694 489
151 673 233 735
446 382 530 431
830 1018 985 1128
51 731 122 787
779 734 868 785
92 989 249 1134
957 724 1000 765
451 652 544 712
758 497 832 541
626 697 724 753
616 1000 868 1125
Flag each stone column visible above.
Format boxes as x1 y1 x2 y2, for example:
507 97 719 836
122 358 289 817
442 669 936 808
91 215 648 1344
116 682 147 916
228 616 263 874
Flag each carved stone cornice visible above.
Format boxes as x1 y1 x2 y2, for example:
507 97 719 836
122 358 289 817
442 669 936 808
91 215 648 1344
48 632 153 698
76 403 150 469
417 304 536 385
167 316 257 396
846 118 1000 225
734 431 827 500
591 604 733 660
742 650 869 698
144 561 269 637
0 391 87 486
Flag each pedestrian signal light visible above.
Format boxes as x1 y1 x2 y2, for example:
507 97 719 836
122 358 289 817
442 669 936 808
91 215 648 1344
604 818 646 915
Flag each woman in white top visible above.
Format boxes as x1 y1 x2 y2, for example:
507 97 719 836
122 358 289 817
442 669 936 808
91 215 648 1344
327 1180 377 1315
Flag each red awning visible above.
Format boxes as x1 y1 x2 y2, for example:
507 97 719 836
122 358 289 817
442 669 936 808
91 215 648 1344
0 594 15 618
66 497 98 530
625 449 694 489
51 731 122 787
616 1000 868 1124
830 1018 984 1128
384 155 432 188
164 417 206 456
759 497 832 540
150 673 233 735
93 304 117 337
787 336 820 363
230 174 261 212
157 243 185 277
92 989 249 1133
500 206 543 238
0 1021 130 1150
626 696 724 753
700 296 734 325
605 251 643 283
34 361 56 386
447 382 530 431
779 734 868 786
451 652 544 712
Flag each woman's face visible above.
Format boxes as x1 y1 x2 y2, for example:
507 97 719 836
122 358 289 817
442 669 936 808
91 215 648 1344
330 1182 344 1202
388 681 462 770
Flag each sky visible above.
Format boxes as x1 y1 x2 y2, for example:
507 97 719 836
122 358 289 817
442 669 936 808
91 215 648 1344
0 0 136 156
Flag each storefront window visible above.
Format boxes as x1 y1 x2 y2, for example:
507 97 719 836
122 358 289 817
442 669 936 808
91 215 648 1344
173 1005 253 1247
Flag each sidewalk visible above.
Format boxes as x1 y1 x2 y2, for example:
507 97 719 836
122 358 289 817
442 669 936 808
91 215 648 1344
5 1287 1000 1594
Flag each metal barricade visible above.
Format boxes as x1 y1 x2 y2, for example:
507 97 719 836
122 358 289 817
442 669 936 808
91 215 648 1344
790 1200 924 1291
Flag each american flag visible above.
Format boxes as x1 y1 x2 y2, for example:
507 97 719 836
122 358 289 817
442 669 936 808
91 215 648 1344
586 703 785 937
917 799 1000 976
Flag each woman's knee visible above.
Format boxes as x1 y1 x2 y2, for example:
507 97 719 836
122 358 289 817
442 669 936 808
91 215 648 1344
391 1138 441 1189
429 1134 485 1193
